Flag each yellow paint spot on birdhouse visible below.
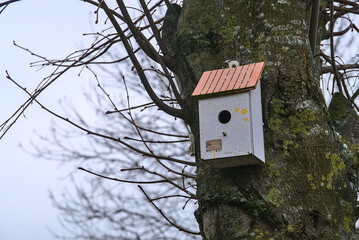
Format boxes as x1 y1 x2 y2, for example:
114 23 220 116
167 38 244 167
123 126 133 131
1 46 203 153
234 107 239 112
241 108 248 115
244 117 248 122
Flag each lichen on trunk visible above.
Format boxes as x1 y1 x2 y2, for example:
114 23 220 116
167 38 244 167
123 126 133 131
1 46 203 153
174 0 358 239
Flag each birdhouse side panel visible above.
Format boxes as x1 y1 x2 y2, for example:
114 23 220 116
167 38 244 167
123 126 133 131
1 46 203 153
249 82 265 163
198 93 254 161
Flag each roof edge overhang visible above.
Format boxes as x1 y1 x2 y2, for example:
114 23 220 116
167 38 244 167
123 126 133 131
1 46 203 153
192 85 257 99
192 62 265 99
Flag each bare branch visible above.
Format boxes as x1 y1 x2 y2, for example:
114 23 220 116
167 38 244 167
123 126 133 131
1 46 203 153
78 167 168 184
140 167 197 197
334 0 359 7
309 0 320 54
114 0 165 64
0 0 20 14
120 74 196 179
106 100 168 113
97 0 188 122
321 63 359 74
0 0 20 7
351 87 359 101
334 4 359 17
323 22 357 39
138 185 200 235
150 194 193 202
138 0 169 56
82 0 125 21
0 43 87 139
4 72 196 166
115 0 184 108
329 0 343 94
124 136 189 144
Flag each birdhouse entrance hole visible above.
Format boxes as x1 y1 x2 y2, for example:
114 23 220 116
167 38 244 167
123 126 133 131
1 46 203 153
218 110 231 124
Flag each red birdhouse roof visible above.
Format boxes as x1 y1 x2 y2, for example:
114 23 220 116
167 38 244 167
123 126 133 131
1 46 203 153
192 62 265 98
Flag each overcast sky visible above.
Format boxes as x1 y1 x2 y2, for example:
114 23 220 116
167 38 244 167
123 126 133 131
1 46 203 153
0 1 103 239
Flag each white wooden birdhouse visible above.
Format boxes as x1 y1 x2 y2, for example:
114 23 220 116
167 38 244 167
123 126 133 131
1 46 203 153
192 62 265 168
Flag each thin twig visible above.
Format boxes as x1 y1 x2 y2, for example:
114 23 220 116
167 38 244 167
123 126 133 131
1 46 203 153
138 0 169 56
124 136 189 143
3 72 196 166
0 0 20 14
138 185 200 235
140 166 197 197
78 167 168 184
321 63 359 74
121 75 195 179
98 0 188 121
115 0 185 108
329 0 343 94
106 99 175 113
309 0 320 54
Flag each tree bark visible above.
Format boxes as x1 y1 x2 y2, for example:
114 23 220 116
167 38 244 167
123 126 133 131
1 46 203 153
174 0 358 239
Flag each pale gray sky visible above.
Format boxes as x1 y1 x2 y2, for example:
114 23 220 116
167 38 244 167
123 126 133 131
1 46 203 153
0 1 103 239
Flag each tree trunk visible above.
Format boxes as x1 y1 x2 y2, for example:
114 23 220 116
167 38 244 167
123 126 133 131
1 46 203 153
174 0 358 239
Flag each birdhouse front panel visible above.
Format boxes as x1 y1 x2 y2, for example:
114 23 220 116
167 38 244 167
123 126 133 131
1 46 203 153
199 93 253 160
193 62 265 168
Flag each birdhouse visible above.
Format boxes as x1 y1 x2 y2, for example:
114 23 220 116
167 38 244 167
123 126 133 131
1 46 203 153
192 62 265 168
